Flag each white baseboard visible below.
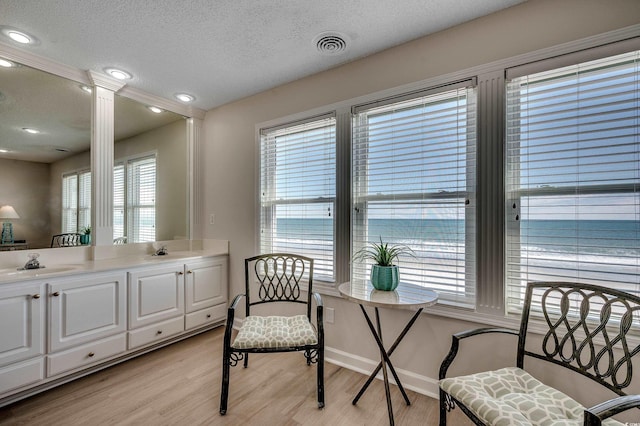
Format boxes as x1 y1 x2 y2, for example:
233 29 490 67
325 346 440 399
231 318 440 399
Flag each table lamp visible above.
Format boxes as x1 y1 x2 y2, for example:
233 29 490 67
0 205 20 244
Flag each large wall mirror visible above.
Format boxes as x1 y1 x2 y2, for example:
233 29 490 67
113 95 188 244
0 59 191 250
0 61 92 249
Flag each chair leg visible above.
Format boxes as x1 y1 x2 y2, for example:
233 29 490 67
243 353 249 368
220 349 231 415
439 389 448 426
317 347 325 408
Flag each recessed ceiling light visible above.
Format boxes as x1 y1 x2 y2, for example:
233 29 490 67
22 127 40 134
105 68 132 80
7 30 32 44
80 85 92 93
0 149 8 153
148 106 162 114
0 59 14 68
175 93 194 103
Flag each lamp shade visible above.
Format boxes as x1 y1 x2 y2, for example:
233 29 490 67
0 205 20 219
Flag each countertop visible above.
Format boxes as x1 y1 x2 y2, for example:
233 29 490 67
0 249 228 285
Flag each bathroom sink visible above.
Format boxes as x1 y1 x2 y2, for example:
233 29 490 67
0 266 79 277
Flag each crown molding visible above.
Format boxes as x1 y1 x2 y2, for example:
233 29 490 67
0 41 89 84
118 85 206 120
86 70 127 92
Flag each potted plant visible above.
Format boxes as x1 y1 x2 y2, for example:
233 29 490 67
352 237 415 291
80 226 91 245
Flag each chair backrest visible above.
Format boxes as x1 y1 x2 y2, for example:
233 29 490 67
245 253 314 318
518 282 640 396
51 233 82 247
113 236 127 245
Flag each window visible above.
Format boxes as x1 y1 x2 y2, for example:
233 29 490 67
114 154 157 243
352 81 477 307
61 170 91 233
259 115 336 281
505 50 640 314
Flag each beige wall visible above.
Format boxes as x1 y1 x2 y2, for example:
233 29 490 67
202 0 640 415
0 158 51 248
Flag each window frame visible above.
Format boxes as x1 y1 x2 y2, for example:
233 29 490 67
255 29 640 323
350 81 478 308
61 169 91 233
114 152 158 244
258 113 338 283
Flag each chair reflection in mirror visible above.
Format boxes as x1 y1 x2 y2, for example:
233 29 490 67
220 253 324 415
113 236 127 245
50 233 82 248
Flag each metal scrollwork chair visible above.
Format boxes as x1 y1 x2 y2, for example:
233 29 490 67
219 253 324 415
50 233 82 247
439 282 640 426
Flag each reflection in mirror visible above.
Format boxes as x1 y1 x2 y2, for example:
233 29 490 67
0 61 91 249
113 95 187 244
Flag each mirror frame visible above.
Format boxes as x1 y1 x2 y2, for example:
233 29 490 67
0 41 206 250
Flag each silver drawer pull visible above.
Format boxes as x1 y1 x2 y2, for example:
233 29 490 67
32 294 41 299
52 291 60 297
88 352 95 358
157 330 163 335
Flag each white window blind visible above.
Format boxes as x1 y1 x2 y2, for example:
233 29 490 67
62 174 78 233
506 50 640 314
78 171 91 231
113 164 125 239
61 170 90 233
352 82 477 308
260 115 336 281
127 156 156 243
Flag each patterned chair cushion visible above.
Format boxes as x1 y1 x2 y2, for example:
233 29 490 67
232 315 318 350
440 367 623 426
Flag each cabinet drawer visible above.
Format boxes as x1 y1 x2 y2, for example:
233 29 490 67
0 357 44 395
47 334 126 377
127 316 184 350
185 304 226 330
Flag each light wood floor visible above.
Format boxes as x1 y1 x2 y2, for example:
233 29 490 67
0 327 470 425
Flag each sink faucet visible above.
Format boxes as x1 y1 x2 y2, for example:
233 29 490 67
154 246 168 256
24 253 41 270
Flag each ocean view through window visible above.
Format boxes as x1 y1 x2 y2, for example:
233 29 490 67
352 82 477 308
260 115 336 281
506 49 640 315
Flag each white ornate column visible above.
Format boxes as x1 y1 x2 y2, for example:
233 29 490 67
187 117 204 240
87 71 125 247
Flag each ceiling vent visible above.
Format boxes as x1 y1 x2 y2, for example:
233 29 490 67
314 32 348 55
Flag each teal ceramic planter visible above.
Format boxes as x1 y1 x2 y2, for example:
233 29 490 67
80 234 91 245
370 265 399 291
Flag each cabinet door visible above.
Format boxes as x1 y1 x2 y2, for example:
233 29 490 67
129 264 184 329
185 257 228 313
0 282 44 367
49 272 127 352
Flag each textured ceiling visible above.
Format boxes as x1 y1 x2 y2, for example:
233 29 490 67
0 0 525 111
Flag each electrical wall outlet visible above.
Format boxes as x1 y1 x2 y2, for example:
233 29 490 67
209 213 215 225
325 307 335 324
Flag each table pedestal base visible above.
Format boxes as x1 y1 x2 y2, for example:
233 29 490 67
352 304 424 426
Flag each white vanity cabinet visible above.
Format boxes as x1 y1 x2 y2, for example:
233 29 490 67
184 257 227 330
127 264 185 349
0 253 228 407
47 272 128 377
0 282 45 394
